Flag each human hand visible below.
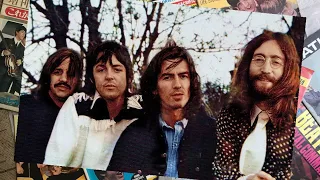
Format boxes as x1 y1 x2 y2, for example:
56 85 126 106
16 59 22 66
3 50 11 56
16 162 24 174
247 171 275 180
37 163 46 168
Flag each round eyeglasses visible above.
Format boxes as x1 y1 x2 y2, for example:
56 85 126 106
252 55 284 69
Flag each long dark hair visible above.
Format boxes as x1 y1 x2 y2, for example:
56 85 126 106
231 30 300 128
83 40 133 97
140 40 202 119
36 48 83 98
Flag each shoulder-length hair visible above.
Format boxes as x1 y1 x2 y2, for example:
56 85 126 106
36 48 83 98
231 30 300 128
140 41 202 119
83 40 133 97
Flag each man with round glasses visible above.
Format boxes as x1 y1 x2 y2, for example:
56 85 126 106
213 30 300 180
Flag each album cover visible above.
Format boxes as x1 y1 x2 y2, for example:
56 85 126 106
15 0 305 179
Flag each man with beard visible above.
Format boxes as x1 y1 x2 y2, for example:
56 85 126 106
15 48 84 179
43 41 143 170
213 30 300 180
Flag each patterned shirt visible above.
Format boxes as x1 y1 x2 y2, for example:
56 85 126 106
213 105 295 180
159 116 188 178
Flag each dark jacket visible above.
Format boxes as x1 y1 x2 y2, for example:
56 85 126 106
0 38 25 93
15 94 60 163
108 106 217 180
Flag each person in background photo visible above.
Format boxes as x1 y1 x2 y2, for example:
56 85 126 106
227 0 298 15
213 30 300 180
0 25 26 95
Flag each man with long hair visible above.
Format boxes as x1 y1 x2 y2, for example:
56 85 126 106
137 40 216 179
43 41 143 170
15 48 84 179
213 30 300 179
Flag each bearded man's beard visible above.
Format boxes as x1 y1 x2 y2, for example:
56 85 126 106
249 73 278 101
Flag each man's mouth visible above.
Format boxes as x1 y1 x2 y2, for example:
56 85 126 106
104 84 116 88
171 92 184 99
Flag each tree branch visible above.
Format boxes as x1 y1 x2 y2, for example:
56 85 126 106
117 0 126 46
23 68 38 85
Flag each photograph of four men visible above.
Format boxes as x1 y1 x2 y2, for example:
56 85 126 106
12 1 306 179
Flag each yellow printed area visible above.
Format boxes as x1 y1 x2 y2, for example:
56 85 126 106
300 76 311 87
296 110 320 154
197 0 229 8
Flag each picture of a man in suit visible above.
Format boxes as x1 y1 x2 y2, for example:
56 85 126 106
0 24 26 95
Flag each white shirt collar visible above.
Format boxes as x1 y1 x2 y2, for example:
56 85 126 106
90 91 102 110
250 105 271 126
89 91 143 110
14 37 21 45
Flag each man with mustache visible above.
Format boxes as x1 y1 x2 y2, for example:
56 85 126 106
15 48 84 179
43 41 143 170
128 40 216 179
213 30 300 180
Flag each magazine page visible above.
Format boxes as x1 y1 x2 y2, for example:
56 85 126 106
15 0 305 179
196 0 299 16
0 109 16 179
0 0 29 112
292 103 320 179
297 0 320 37
301 29 320 125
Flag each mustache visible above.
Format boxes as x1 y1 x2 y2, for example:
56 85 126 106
54 82 71 89
251 74 277 83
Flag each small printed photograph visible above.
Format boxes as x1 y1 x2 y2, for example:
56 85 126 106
0 19 26 112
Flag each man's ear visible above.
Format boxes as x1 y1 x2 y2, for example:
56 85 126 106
254 0 258 7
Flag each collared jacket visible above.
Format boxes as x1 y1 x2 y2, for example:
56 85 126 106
108 106 217 180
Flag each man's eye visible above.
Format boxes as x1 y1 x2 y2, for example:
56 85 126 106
180 74 189 79
96 68 105 72
114 68 122 72
163 76 170 80
52 70 61 75
255 58 265 62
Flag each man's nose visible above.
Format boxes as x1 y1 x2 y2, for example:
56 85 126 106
261 60 272 74
60 72 68 82
105 69 114 80
173 76 182 89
